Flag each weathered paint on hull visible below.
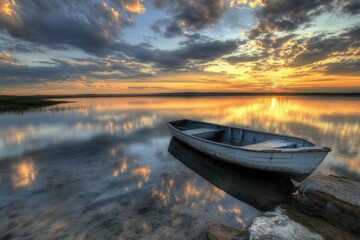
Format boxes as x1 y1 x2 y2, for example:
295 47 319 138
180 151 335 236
169 124 328 182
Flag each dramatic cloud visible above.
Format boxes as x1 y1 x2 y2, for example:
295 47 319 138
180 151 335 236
0 51 14 61
324 59 360 75
254 33 297 49
0 55 151 86
0 0 359 93
111 0 145 14
178 33 213 45
292 25 360 66
249 0 333 38
291 36 344 66
225 53 265 64
340 0 360 15
248 0 360 39
342 24 360 42
123 39 240 70
0 37 240 86
151 0 227 37
240 24 360 70
0 0 146 55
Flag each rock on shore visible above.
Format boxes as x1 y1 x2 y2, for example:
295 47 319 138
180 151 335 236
246 206 323 240
297 175 360 234
207 175 360 240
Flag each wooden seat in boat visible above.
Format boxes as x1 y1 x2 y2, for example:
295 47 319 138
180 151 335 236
182 128 225 135
242 139 296 150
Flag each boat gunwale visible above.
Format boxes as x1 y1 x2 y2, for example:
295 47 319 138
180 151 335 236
168 120 332 153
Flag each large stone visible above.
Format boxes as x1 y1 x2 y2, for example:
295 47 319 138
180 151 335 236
208 203 358 240
206 223 247 240
246 206 323 240
281 203 358 240
297 175 360 234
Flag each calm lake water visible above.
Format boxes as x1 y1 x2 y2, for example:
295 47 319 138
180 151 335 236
0 96 359 239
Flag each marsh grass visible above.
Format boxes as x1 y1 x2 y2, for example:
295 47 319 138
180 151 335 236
0 95 68 113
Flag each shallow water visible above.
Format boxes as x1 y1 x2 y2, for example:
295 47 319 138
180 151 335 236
0 96 359 239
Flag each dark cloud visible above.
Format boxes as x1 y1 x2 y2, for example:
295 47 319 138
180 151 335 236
123 39 240 70
0 0 143 55
178 33 213 45
324 59 360 75
340 0 360 15
341 24 360 42
163 21 185 38
0 36 45 53
232 33 300 65
0 37 240 86
249 0 333 38
0 55 151 86
247 25 360 68
225 53 265 64
248 0 360 38
291 35 344 66
173 39 239 60
150 19 167 35
150 0 226 38
151 0 167 9
255 33 297 49
292 25 360 66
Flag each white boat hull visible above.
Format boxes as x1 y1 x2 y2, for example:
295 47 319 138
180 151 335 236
168 121 330 182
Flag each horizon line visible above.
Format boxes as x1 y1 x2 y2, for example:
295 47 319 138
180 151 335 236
1 92 360 98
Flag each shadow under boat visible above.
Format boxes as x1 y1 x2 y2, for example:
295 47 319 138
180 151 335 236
168 137 295 211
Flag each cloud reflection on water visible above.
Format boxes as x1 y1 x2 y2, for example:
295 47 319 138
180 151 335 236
1 133 258 238
1 96 358 178
0 96 359 238
11 159 36 188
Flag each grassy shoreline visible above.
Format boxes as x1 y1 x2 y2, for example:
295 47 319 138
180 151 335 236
0 96 67 113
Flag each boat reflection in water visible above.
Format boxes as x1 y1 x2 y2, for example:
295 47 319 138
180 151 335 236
168 137 295 211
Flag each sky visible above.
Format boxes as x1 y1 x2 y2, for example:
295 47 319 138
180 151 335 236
0 0 359 95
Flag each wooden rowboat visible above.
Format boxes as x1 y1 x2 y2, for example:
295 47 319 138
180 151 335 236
168 119 331 182
168 137 295 211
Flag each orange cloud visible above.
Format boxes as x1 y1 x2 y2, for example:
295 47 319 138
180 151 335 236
101 1 120 23
0 0 17 16
124 0 145 14
230 0 264 8
0 51 12 60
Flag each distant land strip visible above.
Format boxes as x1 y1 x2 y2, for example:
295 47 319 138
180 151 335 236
3 92 359 99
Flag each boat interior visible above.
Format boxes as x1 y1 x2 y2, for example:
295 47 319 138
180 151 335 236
170 119 315 150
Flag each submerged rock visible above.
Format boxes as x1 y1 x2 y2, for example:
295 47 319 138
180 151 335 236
247 206 323 240
206 223 247 240
297 175 360 234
